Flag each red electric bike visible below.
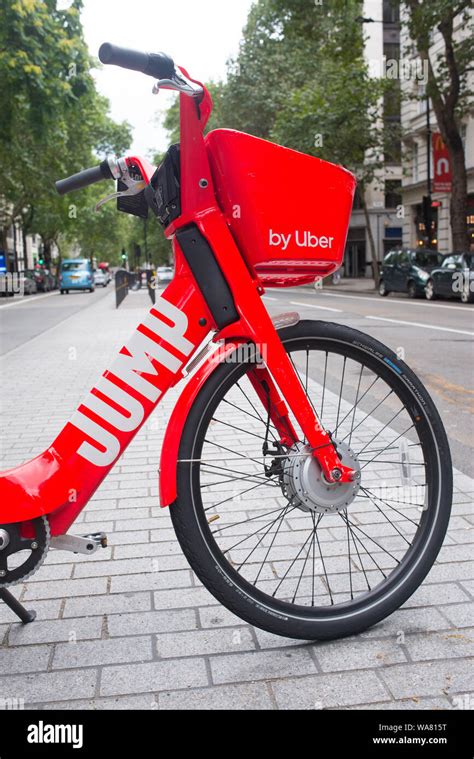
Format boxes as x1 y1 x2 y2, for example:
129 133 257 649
0 44 452 640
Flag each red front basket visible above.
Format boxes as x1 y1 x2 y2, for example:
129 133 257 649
206 129 356 287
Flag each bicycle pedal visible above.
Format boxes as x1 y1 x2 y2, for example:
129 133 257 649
50 532 108 555
84 532 108 549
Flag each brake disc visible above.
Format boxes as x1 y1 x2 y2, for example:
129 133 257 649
0 517 50 587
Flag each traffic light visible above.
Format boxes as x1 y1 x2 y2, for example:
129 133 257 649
422 195 432 235
121 249 127 263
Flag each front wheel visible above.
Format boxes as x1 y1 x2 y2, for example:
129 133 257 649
378 279 389 296
425 279 437 301
461 283 474 304
171 321 452 640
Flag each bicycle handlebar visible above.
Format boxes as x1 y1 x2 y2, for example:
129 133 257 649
98 42 175 81
55 159 114 196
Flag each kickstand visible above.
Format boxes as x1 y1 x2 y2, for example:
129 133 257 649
0 588 36 624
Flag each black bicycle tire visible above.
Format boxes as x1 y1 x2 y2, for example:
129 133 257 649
171 320 453 640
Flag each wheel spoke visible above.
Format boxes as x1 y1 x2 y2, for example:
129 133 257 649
253 505 292 585
340 388 394 443
348 363 364 447
210 417 270 442
334 356 347 435
339 513 388 578
358 424 417 469
204 479 281 512
314 514 335 605
361 486 421 528
272 529 315 599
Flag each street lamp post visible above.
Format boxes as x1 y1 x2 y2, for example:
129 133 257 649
424 97 433 248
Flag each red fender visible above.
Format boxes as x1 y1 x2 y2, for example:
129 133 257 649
159 338 246 507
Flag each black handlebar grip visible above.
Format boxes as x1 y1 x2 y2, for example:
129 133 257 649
99 42 175 81
55 160 113 196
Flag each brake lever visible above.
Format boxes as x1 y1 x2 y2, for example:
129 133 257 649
95 156 147 212
152 69 203 97
95 182 146 211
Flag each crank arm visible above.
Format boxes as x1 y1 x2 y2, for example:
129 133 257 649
50 532 107 555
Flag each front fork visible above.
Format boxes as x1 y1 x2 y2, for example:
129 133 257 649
217 303 356 485
245 327 356 484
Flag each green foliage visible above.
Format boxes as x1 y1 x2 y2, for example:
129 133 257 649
0 0 132 266
402 0 472 249
161 0 390 187
403 0 473 117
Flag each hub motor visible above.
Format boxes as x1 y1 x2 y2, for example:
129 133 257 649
282 441 361 514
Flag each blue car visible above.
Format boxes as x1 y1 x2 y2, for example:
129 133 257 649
59 259 95 293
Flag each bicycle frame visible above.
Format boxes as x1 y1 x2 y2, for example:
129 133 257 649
0 70 356 538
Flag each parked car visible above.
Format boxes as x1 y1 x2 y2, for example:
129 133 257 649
43 269 57 291
26 268 49 292
59 259 95 293
98 263 112 283
425 252 474 304
19 271 37 295
0 271 38 297
93 269 107 287
156 266 174 287
379 248 444 298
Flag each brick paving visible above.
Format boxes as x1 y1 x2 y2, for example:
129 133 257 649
0 289 472 710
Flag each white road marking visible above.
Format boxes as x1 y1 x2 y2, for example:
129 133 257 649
0 292 57 310
290 300 342 313
366 315 474 336
262 296 278 301
319 292 472 313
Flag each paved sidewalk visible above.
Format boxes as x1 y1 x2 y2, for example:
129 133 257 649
0 289 472 711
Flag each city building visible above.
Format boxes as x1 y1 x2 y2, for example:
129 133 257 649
400 6 474 253
344 0 403 278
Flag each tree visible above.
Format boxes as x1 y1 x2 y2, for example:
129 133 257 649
200 0 394 284
69 184 133 266
403 1 473 250
271 55 389 284
0 0 132 270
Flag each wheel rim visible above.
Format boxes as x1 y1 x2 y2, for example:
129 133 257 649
184 337 441 614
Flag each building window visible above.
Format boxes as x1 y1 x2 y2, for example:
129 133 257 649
352 187 364 210
385 180 402 209
383 0 400 25
383 41 400 65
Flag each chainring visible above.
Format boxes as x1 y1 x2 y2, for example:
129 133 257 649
0 517 50 587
